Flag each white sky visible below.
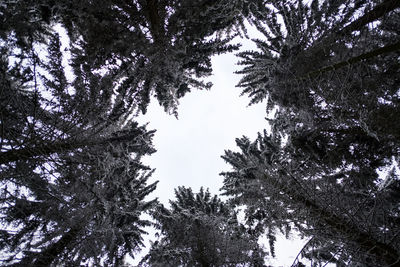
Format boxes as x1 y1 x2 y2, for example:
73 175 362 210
137 52 266 204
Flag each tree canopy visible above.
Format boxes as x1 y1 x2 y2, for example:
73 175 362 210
222 0 400 265
0 26 159 265
141 187 266 267
1 0 400 266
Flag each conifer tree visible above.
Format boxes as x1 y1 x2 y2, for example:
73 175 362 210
1 130 158 266
223 0 400 265
221 129 400 265
141 187 266 266
0 14 158 266
1 0 257 117
237 0 399 111
57 0 251 115
0 37 159 263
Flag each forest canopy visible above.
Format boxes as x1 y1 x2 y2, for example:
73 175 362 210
0 0 399 266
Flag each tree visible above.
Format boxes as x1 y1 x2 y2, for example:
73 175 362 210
1 0 258 118
221 130 400 266
55 0 252 115
221 0 400 265
1 13 159 266
140 187 266 266
1 134 158 266
237 0 400 110
0 28 131 162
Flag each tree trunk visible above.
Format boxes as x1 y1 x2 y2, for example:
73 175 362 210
275 171 400 266
314 0 400 50
296 0 400 79
338 0 400 37
146 0 164 43
301 41 400 79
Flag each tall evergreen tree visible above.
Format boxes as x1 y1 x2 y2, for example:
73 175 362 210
1 0 258 117
0 14 158 266
141 187 266 266
1 129 158 266
222 0 400 265
57 0 251 115
237 0 399 110
221 130 400 266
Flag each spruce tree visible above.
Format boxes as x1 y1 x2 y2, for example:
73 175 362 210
222 0 400 265
221 129 400 265
57 0 250 115
0 14 158 266
141 187 266 266
1 130 158 266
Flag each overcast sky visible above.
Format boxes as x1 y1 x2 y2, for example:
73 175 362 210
137 51 266 204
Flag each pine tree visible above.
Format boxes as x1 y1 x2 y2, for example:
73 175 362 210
1 0 256 117
221 129 400 265
222 0 400 265
56 0 252 116
141 187 266 267
1 133 158 266
0 16 159 266
237 0 400 111
0 32 159 264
